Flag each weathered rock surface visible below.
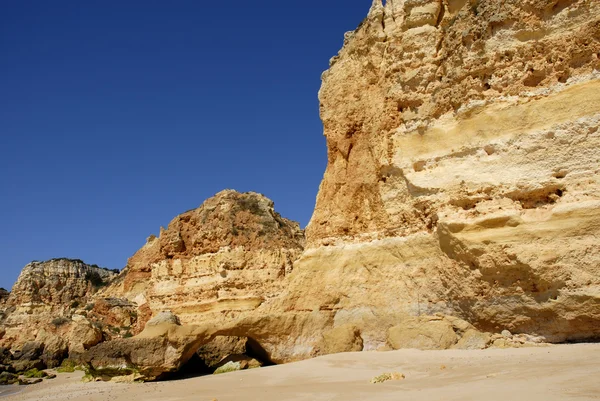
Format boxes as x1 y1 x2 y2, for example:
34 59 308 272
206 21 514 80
77 192 305 379
272 0 600 358
85 297 140 339
146 311 180 327
82 319 217 381
81 309 284 381
318 324 364 355
453 329 492 350
0 372 19 385
383 314 496 351
0 192 306 376
0 259 118 370
0 289 8 305
103 190 304 329
213 361 243 375
196 336 251 368
387 316 458 350
214 354 262 371
5 259 116 308
95 191 305 364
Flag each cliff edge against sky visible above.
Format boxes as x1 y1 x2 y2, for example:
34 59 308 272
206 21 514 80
288 0 600 350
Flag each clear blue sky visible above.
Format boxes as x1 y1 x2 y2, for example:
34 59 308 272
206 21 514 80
0 1 371 290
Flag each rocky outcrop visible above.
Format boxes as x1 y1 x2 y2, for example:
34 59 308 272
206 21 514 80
103 190 304 329
269 0 600 357
81 311 305 381
84 297 140 339
196 336 254 369
5 259 117 309
83 314 218 381
97 190 305 365
385 314 497 351
454 329 492 350
213 356 262 374
1 192 306 376
0 259 118 370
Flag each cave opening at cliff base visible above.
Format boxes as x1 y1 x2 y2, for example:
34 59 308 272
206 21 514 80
159 336 276 381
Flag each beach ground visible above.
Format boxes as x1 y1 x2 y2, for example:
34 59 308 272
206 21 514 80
3 343 599 401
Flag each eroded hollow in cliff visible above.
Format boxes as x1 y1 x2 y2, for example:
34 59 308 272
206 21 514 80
159 353 211 381
160 336 275 381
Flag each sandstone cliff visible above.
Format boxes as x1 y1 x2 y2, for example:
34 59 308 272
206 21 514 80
7 0 600 381
1 191 306 376
0 259 119 369
282 0 600 354
102 190 304 330
5 259 116 309
82 1 600 374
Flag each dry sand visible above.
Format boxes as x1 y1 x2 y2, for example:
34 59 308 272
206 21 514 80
2 344 599 401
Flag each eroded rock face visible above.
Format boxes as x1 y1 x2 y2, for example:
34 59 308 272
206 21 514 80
103 190 305 330
85 297 140 338
81 312 311 381
0 259 118 369
281 0 600 355
1 192 307 373
5 1 600 378
196 336 249 368
0 289 8 326
317 324 364 355
83 320 218 381
388 316 458 350
0 289 8 305
6 259 117 308
453 329 492 350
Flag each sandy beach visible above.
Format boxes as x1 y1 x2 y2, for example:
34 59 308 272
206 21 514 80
1 343 598 401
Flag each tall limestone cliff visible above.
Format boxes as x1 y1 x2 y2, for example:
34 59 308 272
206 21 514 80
278 0 600 354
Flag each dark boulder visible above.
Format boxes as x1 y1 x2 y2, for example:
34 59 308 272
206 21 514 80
11 342 46 373
13 342 44 361
82 320 218 381
12 359 45 373
0 348 11 366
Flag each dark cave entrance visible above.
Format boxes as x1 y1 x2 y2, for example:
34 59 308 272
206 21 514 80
159 353 212 381
245 337 276 367
159 336 275 381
